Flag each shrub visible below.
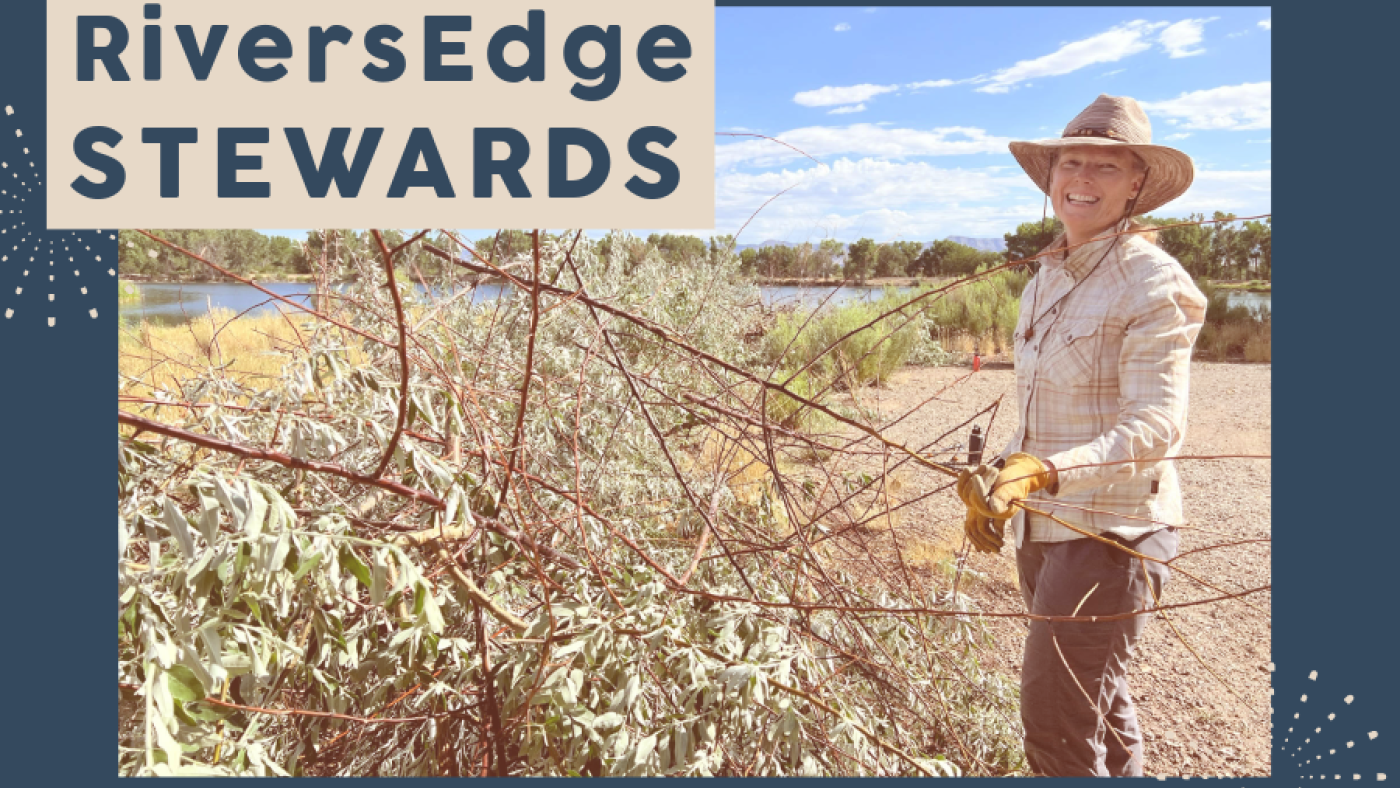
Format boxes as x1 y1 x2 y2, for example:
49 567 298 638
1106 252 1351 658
921 269 1028 354
119 233 1021 777
760 289 926 428
1194 278 1270 362
119 280 142 305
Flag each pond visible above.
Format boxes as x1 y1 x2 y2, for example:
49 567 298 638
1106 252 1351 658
121 281 1271 324
120 282 511 325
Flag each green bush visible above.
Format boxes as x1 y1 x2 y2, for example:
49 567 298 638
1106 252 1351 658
761 289 926 428
1195 278 1270 361
118 280 142 305
921 269 1029 353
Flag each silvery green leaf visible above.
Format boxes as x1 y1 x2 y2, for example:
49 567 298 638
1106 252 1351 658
153 709 183 768
270 533 292 576
674 724 689 765
593 711 624 731
610 727 631 759
777 656 793 686
388 627 416 649
633 733 657 770
623 673 641 710
195 490 220 543
443 487 461 528
151 666 176 722
162 498 196 559
552 639 586 660
720 664 753 691
184 548 215 584
293 552 323 580
418 584 444 634
212 477 247 523
370 551 386 605
222 654 253 676
165 664 206 703
241 484 267 538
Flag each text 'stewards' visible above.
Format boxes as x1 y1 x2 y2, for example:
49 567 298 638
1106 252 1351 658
46 0 715 229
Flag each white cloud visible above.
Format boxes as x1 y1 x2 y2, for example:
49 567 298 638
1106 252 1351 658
1259 18 1272 30
713 161 1271 240
715 124 1013 169
793 83 899 107
1163 132 1192 141
715 158 1038 240
1102 69 1126 77
834 22 851 32
1161 169 1272 215
907 79 957 89
720 126 760 135
828 103 866 115
973 21 1166 93
1158 17 1217 58
1142 82 1271 130
1246 138 1271 144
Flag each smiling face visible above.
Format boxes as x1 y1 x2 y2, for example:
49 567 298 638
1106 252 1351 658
1049 145 1145 246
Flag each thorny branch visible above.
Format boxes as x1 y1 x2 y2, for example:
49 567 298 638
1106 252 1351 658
118 216 1271 777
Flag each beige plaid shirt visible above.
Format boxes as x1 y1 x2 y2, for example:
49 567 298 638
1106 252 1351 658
1001 232 1206 547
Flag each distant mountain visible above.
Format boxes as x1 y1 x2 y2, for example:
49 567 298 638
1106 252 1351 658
735 240 793 252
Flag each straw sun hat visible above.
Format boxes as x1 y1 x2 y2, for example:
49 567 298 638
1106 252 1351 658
1009 94 1195 217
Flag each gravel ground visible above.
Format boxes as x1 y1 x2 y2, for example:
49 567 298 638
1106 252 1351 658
826 361 1271 776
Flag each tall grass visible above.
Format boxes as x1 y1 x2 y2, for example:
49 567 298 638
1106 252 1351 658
1195 279 1271 362
118 308 338 406
118 280 141 305
761 289 928 428
921 268 1029 354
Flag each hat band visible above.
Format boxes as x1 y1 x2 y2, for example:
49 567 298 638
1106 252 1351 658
1063 127 1132 142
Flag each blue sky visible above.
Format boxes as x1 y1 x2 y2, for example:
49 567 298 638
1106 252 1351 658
264 6 1270 245
712 6 1270 244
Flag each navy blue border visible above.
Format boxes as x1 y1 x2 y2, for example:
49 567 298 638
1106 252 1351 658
4 1 1388 783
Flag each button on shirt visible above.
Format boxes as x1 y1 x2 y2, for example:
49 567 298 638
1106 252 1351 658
1003 232 1207 548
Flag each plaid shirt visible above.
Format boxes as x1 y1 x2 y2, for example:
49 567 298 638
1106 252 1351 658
1001 232 1206 547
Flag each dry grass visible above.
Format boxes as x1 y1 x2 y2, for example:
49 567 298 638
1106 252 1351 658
1196 321 1271 362
118 308 338 406
696 428 772 508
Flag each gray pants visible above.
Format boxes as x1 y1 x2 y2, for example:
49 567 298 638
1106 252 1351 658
1016 528 1178 776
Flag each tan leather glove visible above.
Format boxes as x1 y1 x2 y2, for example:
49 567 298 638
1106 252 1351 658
968 453 1055 520
957 465 1007 552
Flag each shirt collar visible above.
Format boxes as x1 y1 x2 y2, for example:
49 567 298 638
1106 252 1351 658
1039 232 1123 281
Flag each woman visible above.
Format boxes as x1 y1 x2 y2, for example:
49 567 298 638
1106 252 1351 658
958 94 1207 776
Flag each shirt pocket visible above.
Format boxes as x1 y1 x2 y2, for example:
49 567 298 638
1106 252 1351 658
1041 317 1102 389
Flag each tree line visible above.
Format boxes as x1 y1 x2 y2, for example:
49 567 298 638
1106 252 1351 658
738 238 1007 283
118 229 743 282
742 212 1270 284
1003 212 1271 281
119 215 1269 285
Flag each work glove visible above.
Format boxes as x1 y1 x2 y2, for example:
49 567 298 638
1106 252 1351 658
957 465 1007 552
967 453 1056 520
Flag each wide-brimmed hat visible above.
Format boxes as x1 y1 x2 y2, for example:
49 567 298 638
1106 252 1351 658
1009 94 1195 217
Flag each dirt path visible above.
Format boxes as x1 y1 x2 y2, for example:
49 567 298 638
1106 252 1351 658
827 361 1271 776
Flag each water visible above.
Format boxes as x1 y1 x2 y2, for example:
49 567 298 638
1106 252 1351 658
120 281 513 325
1223 290 1271 311
760 285 916 310
123 281 1271 324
